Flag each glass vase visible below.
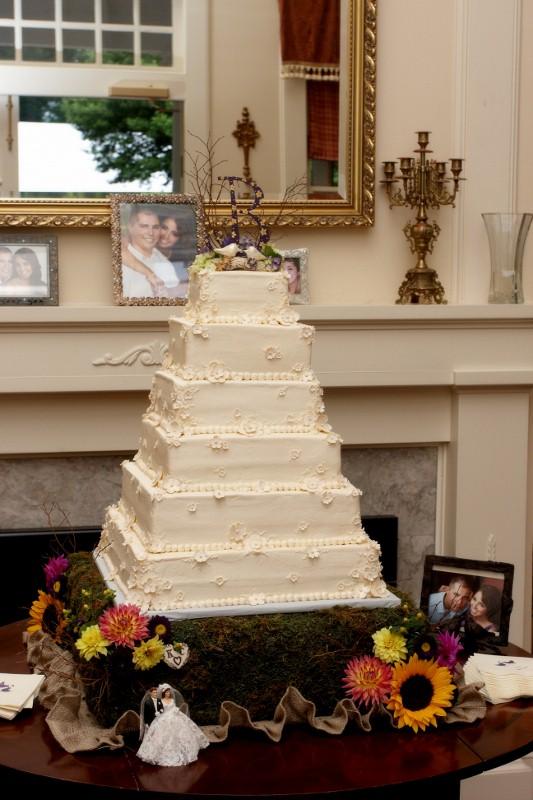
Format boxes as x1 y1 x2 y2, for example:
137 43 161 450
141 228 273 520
482 212 533 303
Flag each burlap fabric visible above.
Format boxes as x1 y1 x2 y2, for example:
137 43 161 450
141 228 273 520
26 631 486 753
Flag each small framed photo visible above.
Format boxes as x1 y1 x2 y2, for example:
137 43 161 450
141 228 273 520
0 234 58 306
279 248 310 304
110 193 204 306
420 555 514 646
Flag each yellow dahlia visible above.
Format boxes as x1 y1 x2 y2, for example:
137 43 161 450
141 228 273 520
75 625 110 660
27 590 66 642
343 655 392 709
387 654 455 733
372 627 408 664
98 603 149 648
132 636 165 670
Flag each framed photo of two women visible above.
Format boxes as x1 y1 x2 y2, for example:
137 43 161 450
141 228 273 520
0 234 58 306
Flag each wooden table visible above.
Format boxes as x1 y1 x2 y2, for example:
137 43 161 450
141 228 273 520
0 621 531 800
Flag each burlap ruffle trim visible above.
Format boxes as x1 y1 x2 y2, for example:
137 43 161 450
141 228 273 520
26 631 486 753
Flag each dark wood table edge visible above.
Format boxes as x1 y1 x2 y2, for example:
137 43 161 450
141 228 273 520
0 622 531 799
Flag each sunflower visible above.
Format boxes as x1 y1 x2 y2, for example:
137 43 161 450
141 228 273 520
387 654 455 733
27 590 66 642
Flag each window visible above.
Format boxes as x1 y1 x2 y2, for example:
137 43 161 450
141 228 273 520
0 0 175 66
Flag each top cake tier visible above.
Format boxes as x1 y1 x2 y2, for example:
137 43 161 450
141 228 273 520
184 269 299 324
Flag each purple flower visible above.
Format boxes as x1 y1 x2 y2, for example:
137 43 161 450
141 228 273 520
436 629 463 670
44 554 69 592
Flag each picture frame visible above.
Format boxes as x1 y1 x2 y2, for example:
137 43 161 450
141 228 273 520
420 555 514 646
110 193 204 306
279 248 310 304
0 234 58 306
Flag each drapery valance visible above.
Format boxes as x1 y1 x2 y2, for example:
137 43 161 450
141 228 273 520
278 0 340 81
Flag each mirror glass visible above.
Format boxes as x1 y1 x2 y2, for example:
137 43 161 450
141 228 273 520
0 0 375 228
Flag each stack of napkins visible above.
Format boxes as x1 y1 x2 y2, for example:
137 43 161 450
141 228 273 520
0 673 45 720
464 653 533 704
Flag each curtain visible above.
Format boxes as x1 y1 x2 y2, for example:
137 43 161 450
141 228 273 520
278 0 340 81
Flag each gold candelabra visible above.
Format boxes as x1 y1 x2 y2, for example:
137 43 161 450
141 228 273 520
382 131 464 304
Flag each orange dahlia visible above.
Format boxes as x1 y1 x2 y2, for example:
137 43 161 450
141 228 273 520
27 590 66 642
98 603 149 648
343 655 392 709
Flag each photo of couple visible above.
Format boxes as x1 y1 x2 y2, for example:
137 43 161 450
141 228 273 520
0 236 58 305
428 574 502 633
112 196 199 304
422 556 514 644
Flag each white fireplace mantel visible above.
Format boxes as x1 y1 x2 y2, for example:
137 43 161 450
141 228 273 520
0 304 531 648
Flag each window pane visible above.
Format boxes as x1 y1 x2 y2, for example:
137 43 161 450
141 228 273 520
140 0 171 26
22 27 55 61
0 1 14 19
141 32 172 67
61 0 94 23
0 26 14 59
102 0 132 25
22 0 54 20
63 28 95 63
102 29 133 64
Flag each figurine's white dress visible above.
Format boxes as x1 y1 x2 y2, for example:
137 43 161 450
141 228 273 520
137 698 209 767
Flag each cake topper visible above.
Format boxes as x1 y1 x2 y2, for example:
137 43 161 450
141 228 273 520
186 134 306 270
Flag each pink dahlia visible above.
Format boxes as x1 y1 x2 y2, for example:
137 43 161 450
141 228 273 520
44 554 69 591
436 630 463 670
98 604 150 648
342 655 393 709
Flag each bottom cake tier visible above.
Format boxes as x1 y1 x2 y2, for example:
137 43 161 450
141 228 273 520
95 504 390 615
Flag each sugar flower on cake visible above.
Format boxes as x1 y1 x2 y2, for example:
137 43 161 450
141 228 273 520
27 590 67 642
75 624 110 661
132 635 165 670
372 627 408 665
343 655 393 710
44 554 69 593
98 603 150 648
387 654 455 733
435 629 463 670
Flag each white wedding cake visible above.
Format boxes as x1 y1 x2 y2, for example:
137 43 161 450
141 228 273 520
95 267 391 616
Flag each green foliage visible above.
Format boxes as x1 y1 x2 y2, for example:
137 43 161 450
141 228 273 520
68 554 422 727
59 98 173 184
18 96 173 185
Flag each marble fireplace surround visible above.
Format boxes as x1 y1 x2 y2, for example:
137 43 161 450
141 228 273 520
0 304 531 648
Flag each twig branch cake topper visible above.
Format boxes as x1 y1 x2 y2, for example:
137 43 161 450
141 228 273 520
186 133 306 271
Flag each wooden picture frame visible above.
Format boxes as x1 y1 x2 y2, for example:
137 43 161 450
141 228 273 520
110 193 204 306
279 248 310 304
0 233 58 306
420 555 514 646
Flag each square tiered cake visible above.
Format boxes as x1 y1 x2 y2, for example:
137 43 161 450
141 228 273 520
95 268 395 617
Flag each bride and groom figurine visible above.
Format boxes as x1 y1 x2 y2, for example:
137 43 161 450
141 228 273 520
137 683 209 767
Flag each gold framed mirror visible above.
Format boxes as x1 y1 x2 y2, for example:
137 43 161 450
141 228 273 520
0 0 375 229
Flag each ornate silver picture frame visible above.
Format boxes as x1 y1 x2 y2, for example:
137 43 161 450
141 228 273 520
110 193 204 306
0 233 58 306
279 248 310 304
